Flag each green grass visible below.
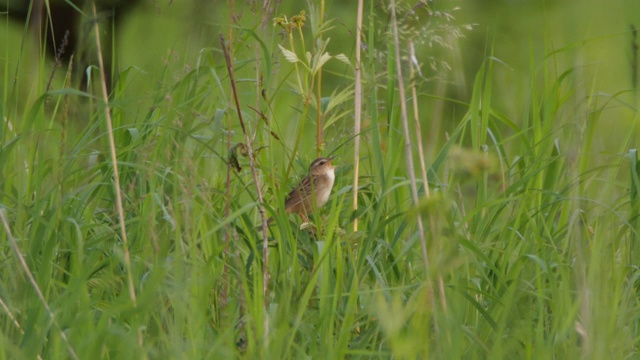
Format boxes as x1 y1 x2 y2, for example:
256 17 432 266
1 0 640 359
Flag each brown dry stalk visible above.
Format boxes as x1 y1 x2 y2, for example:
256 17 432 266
90 2 142 346
316 1 326 156
408 40 430 199
408 40 447 313
219 33 270 339
390 0 429 273
221 0 236 313
353 0 364 232
389 5 442 331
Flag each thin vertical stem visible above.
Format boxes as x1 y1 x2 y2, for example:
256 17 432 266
353 0 364 232
219 33 270 342
316 68 323 156
390 6 443 332
222 0 236 309
408 40 430 199
91 1 141 346
316 0 326 156
409 40 447 313
390 0 429 274
631 25 638 96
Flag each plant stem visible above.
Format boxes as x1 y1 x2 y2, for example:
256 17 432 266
219 33 271 343
91 1 141 346
390 0 431 288
353 0 364 232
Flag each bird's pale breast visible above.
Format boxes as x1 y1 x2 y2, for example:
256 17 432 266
316 168 335 207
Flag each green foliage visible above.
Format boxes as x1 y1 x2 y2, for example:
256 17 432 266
1 0 640 359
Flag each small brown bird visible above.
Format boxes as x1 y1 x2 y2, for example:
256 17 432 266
284 156 336 223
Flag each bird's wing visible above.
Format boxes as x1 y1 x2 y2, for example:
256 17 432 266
285 175 314 207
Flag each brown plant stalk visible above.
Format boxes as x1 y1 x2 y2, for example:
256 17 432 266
91 2 142 346
409 40 447 313
353 0 364 232
316 0 326 156
390 0 429 274
222 0 236 313
408 40 430 200
219 33 270 339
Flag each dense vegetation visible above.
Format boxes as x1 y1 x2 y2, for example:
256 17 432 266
1 0 640 358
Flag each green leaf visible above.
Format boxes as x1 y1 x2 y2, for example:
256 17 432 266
313 52 332 74
334 53 351 66
278 44 300 64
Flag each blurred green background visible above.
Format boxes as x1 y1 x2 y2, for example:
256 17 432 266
458 0 640 154
3 0 638 155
